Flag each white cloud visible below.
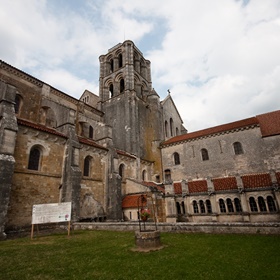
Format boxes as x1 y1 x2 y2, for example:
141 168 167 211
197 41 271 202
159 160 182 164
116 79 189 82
39 68 98 98
0 0 279 132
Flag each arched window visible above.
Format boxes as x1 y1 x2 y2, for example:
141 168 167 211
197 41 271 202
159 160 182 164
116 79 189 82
89 126 94 139
258 196 267 212
233 142 244 155
155 175 160 183
219 199 226 213
173 152 180 165
176 127 179 136
118 54 123 68
83 156 91 177
164 169 171 183
165 121 169 138
234 198 242 212
109 84 114 98
14 94 22 114
110 59 114 72
226 198 234 212
249 197 258 212
206 199 212 213
267 196 277 212
201 149 209 161
142 170 147 181
176 202 181 214
193 200 199 213
170 118 174 137
119 164 125 178
199 200 206 213
28 146 41 170
181 201 186 214
120 79 125 93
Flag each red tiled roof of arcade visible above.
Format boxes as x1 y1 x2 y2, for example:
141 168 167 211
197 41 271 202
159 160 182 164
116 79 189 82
174 182 182 194
241 173 273 189
256 110 280 137
212 177 238 191
276 172 280 185
122 194 147 208
188 180 208 193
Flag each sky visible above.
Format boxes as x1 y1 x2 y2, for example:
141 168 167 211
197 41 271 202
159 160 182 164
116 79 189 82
0 0 280 132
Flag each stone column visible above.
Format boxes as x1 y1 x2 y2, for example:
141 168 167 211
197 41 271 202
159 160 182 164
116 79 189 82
236 174 250 222
58 110 82 222
0 82 18 240
165 190 176 223
106 153 122 221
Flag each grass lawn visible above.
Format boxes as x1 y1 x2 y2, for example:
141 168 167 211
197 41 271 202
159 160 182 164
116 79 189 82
0 230 279 280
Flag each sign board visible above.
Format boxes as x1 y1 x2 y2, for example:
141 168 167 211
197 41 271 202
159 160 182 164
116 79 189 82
32 202 72 225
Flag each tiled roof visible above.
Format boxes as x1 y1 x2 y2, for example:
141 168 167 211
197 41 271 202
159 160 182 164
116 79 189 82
174 182 182 194
276 172 280 185
162 117 258 146
188 180 208 193
18 118 67 138
241 173 273 189
78 136 108 151
213 177 238 191
117 149 137 159
122 194 147 209
142 181 165 193
257 110 280 137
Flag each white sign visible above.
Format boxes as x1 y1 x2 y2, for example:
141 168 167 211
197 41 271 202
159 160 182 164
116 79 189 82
32 202 72 224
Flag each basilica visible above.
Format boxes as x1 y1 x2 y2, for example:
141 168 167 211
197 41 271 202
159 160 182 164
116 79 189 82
0 40 279 239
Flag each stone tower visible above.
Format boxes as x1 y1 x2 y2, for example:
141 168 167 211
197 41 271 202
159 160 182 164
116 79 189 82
99 40 163 168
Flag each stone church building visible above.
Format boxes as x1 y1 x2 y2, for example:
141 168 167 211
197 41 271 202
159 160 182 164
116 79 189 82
0 40 279 239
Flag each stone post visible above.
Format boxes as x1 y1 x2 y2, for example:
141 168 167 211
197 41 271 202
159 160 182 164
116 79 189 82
58 110 82 222
0 82 18 240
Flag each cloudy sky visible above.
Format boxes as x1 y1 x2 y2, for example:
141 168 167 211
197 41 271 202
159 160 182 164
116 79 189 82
1 0 279 132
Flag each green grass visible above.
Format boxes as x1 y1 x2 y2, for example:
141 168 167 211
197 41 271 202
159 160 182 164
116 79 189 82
0 230 279 280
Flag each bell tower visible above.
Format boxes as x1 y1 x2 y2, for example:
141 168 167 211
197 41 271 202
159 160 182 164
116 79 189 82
99 40 163 160
99 40 152 102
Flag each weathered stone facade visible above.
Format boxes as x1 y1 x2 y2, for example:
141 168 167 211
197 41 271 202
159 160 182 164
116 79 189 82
0 41 182 238
0 41 279 238
160 112 280 224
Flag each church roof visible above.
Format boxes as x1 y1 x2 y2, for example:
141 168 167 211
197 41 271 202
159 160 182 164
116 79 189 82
18 118 67 138
117 149 137 159
142 181 165 193
173 182 182 194
161 109 280 147
212 177 238 191
241 173 273 189
78 136 108 151
122 194 147 209
276 172 280 185
188 180 208 193
257 110 280 137
161 93 184 124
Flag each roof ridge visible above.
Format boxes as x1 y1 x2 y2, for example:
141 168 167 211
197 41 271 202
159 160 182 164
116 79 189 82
162 116 259 147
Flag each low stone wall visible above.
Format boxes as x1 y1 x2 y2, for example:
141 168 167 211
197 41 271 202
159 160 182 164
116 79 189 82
73 221 280 235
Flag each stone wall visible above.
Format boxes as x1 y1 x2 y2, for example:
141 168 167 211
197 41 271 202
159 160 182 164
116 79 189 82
161 126 270 179
74 221 280 235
